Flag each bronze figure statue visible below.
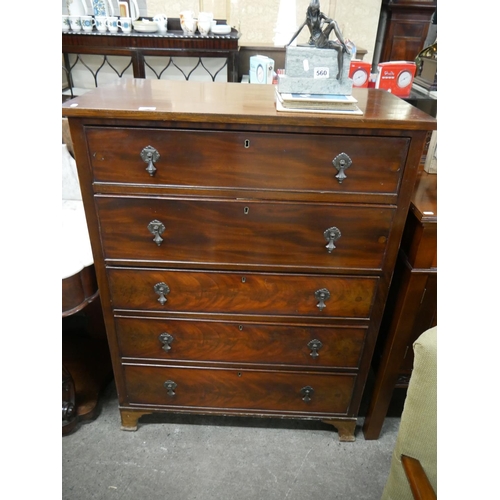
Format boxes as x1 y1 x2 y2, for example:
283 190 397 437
287 0 349 80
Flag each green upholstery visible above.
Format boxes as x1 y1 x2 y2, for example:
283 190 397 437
381 326 437 499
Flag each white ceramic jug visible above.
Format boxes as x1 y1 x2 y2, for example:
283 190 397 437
129 0 139 20
66 0 88 16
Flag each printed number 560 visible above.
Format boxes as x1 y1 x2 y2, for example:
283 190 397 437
314 67 329 79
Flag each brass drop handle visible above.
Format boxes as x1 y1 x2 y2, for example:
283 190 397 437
164 380 177 397
300 386 314 402
148 220 165 246
332 152 352 184
315 288 330 311
141 145 160 176
154 282 170 305
307 339 323 358
159 332 174 352
324 227 341 253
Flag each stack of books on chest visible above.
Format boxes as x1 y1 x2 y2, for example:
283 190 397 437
275 89 363 115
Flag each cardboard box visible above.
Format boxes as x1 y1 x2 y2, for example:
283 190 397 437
376 61 416 98
250 55 274 84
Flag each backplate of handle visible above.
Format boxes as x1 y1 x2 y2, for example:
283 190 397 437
141 146 160 176
332 152 352 184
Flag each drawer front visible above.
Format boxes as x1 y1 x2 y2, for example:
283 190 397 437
86 127 409 195
123 364 355 415
115 316 367 368
108 268 378 318
96 196 394 271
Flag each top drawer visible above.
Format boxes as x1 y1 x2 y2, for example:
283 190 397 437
86 127 409 196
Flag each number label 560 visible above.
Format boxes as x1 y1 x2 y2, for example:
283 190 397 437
314 67 330 79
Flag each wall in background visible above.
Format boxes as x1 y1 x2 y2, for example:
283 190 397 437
140 0 381 64
62 0 382 63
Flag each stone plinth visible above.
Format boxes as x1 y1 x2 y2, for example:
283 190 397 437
278 46 353 95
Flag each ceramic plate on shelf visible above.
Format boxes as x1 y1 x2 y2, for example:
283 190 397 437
133 20 158 33
211 25 231 34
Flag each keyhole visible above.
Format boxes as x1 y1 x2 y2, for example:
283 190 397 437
239 325 243 331
244 207 249 215
244 139 250 148
241 277 246 283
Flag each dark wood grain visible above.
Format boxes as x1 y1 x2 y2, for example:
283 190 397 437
107 268 378 318
363 171 437 440
123 364 356 415
115 316 367 368
96 196 394 271
379 1 437 63
62 80 437 131
86 127 409 196
63 81 435 438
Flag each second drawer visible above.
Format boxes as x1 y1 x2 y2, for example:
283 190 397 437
96 196 394 271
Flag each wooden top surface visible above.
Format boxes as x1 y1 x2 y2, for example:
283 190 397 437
62 79 437 131
410 171 437 223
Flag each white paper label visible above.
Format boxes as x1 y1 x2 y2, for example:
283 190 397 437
314 67 329 79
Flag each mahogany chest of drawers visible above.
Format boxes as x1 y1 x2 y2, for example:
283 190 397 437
62 80 436 441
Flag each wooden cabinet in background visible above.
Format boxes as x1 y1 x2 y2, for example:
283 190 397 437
379 0 436 63
363 171 437 440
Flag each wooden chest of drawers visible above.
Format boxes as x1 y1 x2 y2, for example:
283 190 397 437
62 80 436 441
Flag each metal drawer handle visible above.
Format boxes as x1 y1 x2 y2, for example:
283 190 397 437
300 386 314 402
164 380 177 397
159 332 174 352
148 220 165 246
154 282 170 305
332 152 352 184
324 226 341 253
315 288 330 311
307 339 323 358
141 145 160 176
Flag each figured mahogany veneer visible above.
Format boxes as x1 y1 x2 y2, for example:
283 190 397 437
107 268 378 317
62 80 435 441
96 197 394 271
87 128 409 199
115 317 367 368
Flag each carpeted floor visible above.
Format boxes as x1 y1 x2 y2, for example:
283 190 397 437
62 371 404 500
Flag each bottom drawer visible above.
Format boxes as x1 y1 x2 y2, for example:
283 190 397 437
123 365 355 416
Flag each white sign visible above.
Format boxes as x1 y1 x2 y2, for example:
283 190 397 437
314 67 330 79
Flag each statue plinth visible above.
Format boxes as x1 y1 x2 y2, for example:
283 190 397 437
278 46 353 95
